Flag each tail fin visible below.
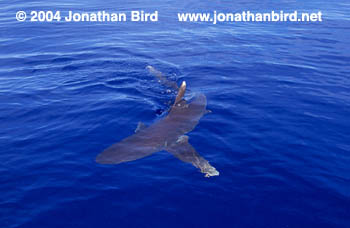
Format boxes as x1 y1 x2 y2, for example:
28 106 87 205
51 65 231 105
146 65 186 107
146 65 179 90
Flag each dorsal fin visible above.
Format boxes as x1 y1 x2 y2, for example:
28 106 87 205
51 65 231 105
174 81 186 105
176 135 189 144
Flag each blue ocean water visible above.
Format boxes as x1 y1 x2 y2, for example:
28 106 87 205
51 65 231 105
1 0 350 227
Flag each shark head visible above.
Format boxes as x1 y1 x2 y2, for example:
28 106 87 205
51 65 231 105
96 138 157 165
95 152 112 164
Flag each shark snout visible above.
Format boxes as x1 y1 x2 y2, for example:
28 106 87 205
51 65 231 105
96 153 112 164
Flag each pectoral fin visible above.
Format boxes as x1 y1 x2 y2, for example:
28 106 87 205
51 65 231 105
135 121 147 133
166 135 219 177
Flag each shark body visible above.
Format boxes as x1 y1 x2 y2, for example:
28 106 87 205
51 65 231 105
96 67 219 177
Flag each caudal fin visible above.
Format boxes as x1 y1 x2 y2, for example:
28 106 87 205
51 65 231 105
146 65 179 90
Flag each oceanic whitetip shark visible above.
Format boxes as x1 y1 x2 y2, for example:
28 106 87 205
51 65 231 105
96 66 219 177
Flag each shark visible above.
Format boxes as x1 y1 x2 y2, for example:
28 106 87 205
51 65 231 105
96 66 219 177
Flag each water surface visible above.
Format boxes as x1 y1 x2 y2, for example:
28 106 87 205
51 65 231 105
1 0 349 227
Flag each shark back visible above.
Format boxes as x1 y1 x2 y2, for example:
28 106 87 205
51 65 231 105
165 93 207 136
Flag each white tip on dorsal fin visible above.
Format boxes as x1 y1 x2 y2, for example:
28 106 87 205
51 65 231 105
174 81 186 105
176 135 189 144
135 121 147 133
